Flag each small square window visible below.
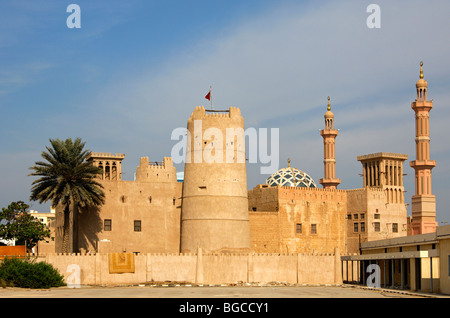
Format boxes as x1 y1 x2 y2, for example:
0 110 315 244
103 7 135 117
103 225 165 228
392 223 398 233
134 220 141 232
374 213 380 219
360 213 365 219
104 219 112 231
347 214 352 220
374 222 380 232
353 214 358 220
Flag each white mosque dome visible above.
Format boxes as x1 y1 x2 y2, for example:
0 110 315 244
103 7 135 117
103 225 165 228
265 166 317 188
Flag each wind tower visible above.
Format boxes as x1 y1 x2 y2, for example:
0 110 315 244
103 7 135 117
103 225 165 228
319 97 341 189
180 106 251 253
87 152 125 181
409 61 437 234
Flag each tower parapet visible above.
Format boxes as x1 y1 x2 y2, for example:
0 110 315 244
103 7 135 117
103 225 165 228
135 156 177 183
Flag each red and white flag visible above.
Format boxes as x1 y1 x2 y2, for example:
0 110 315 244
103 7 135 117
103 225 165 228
205 87 211 101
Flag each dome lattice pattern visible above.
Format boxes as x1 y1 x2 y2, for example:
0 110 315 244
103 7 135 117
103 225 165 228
265 167 317 188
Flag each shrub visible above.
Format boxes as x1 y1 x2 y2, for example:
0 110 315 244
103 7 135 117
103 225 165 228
0 257 66 289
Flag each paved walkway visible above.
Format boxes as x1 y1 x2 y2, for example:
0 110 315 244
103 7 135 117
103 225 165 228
0 284 446 298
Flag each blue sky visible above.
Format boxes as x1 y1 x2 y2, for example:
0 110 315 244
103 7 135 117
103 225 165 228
1 0 450 224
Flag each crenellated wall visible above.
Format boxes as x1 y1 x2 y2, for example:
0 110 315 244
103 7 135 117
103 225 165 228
29 249 343 286
135 157 177 183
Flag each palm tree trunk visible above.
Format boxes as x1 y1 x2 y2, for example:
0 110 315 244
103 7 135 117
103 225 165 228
72 203 79 253
62 205 71 253
55 203 80 254
62 203 79 254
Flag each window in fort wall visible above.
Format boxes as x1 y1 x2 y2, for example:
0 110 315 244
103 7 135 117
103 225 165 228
360 222 365 233
134 220 141 232
374 222 380 232
104 219 112 231
392 223 398 233
296 223 302 234
311 224 317 234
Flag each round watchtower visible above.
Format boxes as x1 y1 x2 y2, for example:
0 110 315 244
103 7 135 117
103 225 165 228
180 106 250 253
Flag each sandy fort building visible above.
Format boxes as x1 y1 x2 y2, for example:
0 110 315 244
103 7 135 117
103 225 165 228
68 153 183 254
44 62 437 258
345 152 409 252
248 98 408 254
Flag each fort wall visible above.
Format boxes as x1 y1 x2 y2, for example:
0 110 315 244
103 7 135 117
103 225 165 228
78 179 182 254
29 250 343 286
248 185 347 254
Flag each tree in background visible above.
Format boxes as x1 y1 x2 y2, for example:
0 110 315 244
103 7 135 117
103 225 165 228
29 138 105 253
0 201 51 250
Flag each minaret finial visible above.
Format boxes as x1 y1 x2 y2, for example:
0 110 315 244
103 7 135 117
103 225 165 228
327 96 331 111
288 158 291 168
420 61 424 79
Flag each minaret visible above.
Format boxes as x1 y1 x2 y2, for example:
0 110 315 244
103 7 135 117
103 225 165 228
409 61 437 235
319 97 341 189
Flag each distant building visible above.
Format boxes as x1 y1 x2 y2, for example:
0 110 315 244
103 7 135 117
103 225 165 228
0 239 15 246
29 208 56 227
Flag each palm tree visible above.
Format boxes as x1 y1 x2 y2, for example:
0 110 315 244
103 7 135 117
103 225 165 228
29 138 105 253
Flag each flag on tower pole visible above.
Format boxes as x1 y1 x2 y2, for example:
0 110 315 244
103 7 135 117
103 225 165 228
205 86 213 109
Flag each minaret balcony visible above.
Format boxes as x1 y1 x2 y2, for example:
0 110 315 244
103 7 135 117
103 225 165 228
320 129 339 137
319 178 341 188
410 159 436 169
411 101 433 111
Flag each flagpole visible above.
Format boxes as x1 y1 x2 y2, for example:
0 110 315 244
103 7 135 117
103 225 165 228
210 85 213 110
